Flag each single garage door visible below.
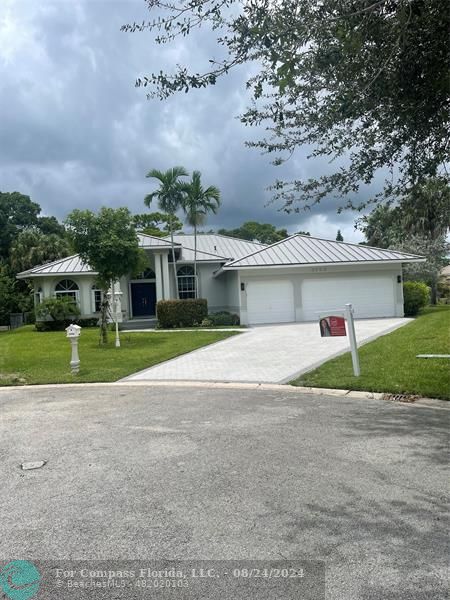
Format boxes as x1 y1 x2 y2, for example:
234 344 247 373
247 280 295 325
301 276 396 320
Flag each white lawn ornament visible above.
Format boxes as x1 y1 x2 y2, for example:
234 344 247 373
65 323 81 374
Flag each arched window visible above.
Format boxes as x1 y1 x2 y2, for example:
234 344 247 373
177 265 196 299
55 279 80 304
135 268 156 280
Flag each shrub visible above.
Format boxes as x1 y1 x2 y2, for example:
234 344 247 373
157 299 208 328
35 317 99 332
207 311 240 326
35 296 80 322
403 281 430 316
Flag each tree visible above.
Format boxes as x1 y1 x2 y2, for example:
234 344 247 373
10 229 72 273
37 216 67 237
0 192 40 260
336 230 344 242
132 212 183 237
218 221 289 244
359 178 450 303
123 0 449 211
65 207 145 343
394 234 449 304
181 171 221 295
144 167 189 298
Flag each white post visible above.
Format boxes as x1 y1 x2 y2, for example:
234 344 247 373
345 303 360 377
65 324 81 374
109 280 121 348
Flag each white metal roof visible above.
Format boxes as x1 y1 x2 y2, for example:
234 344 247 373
168 234 265 260
223 235 425 269
138 233 180 248
17 255 96 278
178 246 228 263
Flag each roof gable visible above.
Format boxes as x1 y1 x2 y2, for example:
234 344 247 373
223 234 425 268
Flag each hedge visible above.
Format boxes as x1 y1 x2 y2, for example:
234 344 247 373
206 311 240 326
35 317 100 332
403 281 430 316
157 299 208 328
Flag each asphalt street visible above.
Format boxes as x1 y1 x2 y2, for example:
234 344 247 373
0 384 448 599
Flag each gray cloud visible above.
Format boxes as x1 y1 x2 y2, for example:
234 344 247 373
0 0 374 242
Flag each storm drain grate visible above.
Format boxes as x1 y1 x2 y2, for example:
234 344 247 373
382 393 420 403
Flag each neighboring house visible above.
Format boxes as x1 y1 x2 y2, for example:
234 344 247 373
17 233 424 326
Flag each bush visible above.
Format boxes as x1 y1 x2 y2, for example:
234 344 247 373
35 296 80 322
206 311 240 326
157 299 208 328
35 317 99 332
403 281 430 316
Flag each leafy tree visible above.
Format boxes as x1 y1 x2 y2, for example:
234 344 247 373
336 230 344 242
181 171 221 294
37 216 67 237
123 0 449 211
0 266 18 325
358 204 403 248
0 192 40 260
218 221 289 244
65 207 145 343
394 234 449 305
144 167 189 297
133 212 183 237
400 177 450 242
10 229 72 273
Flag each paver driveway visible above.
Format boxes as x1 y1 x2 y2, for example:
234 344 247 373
125 318 410 383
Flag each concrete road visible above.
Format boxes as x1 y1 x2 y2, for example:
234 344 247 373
124 318 410 383
0 384 447 599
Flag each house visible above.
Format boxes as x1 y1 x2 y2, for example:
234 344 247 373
17 233 424 326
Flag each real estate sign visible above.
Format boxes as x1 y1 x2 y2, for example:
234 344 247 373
319 316 346 337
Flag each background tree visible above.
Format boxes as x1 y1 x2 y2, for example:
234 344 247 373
10 229 71 273
181 171 221 294
218 221 289 244
336 230 344 242
145 167 189 298
123 0 449 212
359 178 450 303
132 212 183 237
65 207 145 343
0 191 41 260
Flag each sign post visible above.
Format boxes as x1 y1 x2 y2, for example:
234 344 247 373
344 303 360 377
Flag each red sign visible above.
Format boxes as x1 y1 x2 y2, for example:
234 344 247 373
319 316 346 337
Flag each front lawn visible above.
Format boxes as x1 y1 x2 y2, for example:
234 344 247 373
292 306 450 400
0 326 238 385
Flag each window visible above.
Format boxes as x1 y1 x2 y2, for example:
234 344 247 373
55 279 80 304
135 268 156 280
91 286 103 313
34 288 43 305
177 265 197 299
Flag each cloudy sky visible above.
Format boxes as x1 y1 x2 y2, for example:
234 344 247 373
0 0 375 242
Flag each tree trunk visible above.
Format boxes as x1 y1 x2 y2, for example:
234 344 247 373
170 221 179 299
99 291 109 344
430 279 438 305
194 223 198 298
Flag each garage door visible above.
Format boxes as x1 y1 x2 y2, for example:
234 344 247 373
301 276 396 320
247 280 295 325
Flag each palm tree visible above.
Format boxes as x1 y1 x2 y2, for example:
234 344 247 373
145 166 188 298
181 171 221 297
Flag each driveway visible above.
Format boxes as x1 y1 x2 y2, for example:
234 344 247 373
125 318 411 383
0 384 447 599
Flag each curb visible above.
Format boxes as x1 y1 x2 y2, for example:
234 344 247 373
0 380 447 409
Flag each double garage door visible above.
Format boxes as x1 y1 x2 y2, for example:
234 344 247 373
246 275 396 325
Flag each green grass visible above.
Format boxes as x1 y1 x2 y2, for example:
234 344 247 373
0 326 238 386
292 306 450 400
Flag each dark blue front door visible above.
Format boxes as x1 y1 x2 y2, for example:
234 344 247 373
131 282 156 317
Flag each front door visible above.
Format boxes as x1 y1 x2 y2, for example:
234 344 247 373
131 282 156 317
